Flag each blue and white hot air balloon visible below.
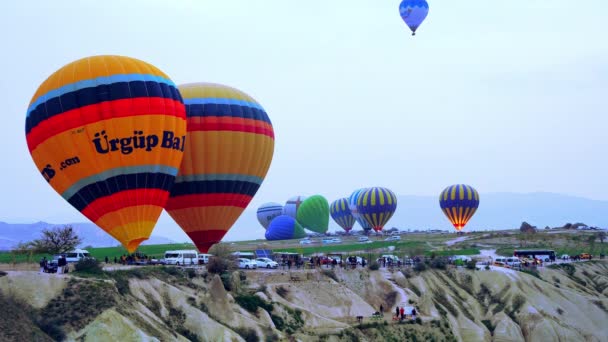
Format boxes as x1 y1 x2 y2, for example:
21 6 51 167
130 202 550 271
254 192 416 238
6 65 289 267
257 202 284 229
399 0 429 36
349 188 373 233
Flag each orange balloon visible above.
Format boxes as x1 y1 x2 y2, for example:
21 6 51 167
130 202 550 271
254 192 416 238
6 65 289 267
26 55 186 252
166 83 275 252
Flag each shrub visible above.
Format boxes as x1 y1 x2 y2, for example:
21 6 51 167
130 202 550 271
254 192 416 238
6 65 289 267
466 259 477 270
235 293 273 313
207 243 237 274
233 327 259 342
369 261 380 271
430 257 448 270
0 271 6 277
414 262 427 272
73 258 103 275
484 265 490 270
322 269 339 282
270 314 285 330
481 319 495 334
276 286 289 299
511 294 526 313
557 308 564 315
186 268 196 279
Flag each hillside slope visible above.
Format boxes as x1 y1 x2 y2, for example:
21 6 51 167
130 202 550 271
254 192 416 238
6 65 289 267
0 261 607 341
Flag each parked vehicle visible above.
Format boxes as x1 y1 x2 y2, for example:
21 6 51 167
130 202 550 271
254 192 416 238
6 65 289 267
198 253 213 265
384 235 401 242
300 239 312 245
256 257 278 269
505 257 521 268
579 253 592 260
55 249 92 263
238 258 258 269
164 250 198 265
357 236 370 243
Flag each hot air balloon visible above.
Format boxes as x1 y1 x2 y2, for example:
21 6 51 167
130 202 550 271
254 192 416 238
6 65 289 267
265 215 307 241
399 0 429 36
25 55 186 253
330 198 355 233
283 195 307 219
165 83 275 252
349 188 373 232
356 187 398 233
439 184 479 231
297 195 330 234
257 202 283 229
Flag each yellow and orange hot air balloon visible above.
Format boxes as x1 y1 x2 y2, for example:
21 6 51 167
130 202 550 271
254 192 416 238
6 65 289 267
165 83 275 252
439 184 480 231
25 55 187 252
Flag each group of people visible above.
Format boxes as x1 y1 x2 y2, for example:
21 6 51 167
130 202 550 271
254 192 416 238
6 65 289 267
394 305 417 321
38 256 68 274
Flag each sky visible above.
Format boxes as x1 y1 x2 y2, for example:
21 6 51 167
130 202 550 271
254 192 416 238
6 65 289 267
0 1 607 242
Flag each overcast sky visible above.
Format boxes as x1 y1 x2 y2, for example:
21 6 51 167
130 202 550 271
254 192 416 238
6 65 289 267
1 1 606 241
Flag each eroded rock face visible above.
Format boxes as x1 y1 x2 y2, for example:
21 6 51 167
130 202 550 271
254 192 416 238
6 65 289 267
0 271 67 308
1 261 607 341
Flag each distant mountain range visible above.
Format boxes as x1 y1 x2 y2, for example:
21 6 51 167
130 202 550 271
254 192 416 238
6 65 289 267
0 221 174 251
1 192 606 249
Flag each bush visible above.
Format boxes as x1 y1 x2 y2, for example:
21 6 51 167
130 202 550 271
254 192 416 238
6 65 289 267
414 262 427 272
481 319 495 334
369 261 380 271
322 269 339 282
430 257 448 270
557 308 564 315
511 294 526 313
0 271 7 277
186 268 196 279
233 327 259 342
74 258 103 274
207 243 237 274
235 293 273 313
465 259 477 270
276 286 289 299
484 265 490 270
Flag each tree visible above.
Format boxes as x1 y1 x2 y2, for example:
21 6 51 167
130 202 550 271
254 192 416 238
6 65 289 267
30 225 82 255
597 232 606 244
207 243 237 274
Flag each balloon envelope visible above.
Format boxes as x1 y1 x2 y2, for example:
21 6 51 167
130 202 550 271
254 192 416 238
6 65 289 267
265 215 306 241
356 187 398 232
297 195 330 234
257 202 284 229
349 188 373 232
439 184 479 231
165 83 275 252
399 0 429 35
330 198 355 232
25 55 186 252
283 195 307 219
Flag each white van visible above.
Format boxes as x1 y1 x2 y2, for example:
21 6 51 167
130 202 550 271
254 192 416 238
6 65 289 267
58 249 92 263
198 253 213 264
164 250 198 265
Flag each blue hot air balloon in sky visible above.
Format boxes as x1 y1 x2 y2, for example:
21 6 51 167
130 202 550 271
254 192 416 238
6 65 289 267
399 0 429 36
439 184 480 232
265 215 307 241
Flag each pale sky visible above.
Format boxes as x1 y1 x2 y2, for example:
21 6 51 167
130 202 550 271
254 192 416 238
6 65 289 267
1 1 606 242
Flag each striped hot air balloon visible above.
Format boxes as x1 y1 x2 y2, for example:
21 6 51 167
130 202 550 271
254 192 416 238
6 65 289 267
257 202 283 229
349 188 373 232
439 184 479 231
25 55 186 252
283 195 307 219
165 83 275 253
356 187 398 232
330 198 355 233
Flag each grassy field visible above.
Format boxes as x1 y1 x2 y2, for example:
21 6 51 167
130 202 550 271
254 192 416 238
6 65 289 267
1 229 604 264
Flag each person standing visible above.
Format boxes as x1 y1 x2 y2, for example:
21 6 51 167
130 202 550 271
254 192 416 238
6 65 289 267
395 306 400 318
39 257 47 273
400 306 405 320
380 304 384 314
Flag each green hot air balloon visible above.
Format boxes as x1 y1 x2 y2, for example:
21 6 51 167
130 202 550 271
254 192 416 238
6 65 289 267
297 195 330 234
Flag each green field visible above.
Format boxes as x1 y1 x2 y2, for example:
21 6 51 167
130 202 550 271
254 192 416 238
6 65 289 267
1 229 603 264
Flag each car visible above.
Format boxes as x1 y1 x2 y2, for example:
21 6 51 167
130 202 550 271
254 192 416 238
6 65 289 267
55 249 92 263
560 254 570 260
256 257 278 269
357 236 370 242
300 239 312 245
331 238 342 244
322 238 335 244
238 258 258 269
385 236 401 242
579 253 592 260
505 257 521 268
